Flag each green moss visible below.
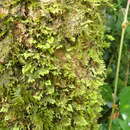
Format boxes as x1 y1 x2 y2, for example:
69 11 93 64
0 0 108 129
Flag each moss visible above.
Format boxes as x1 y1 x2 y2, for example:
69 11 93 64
0 0 108 129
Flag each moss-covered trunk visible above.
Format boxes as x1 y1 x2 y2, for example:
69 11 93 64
0 0 107 129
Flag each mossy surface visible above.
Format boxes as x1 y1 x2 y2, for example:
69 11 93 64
0 0 108 129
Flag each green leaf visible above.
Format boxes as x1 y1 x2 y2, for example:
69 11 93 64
37 43 51 50
67 104 73 112
119 87 130 116
111 118 130 130
74 115 88 126
47 86 54 94
23 52 34 59
38 68 49 76
106 35 115 41
22 63 34 74
33 92 43 101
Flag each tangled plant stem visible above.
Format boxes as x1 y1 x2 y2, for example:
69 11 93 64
108 0 130 130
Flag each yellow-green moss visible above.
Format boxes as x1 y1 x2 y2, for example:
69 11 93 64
0 0 108 129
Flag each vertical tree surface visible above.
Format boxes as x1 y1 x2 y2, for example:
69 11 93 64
0 0 108 130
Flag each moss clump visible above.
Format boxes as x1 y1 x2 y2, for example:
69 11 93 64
0 0 107 130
